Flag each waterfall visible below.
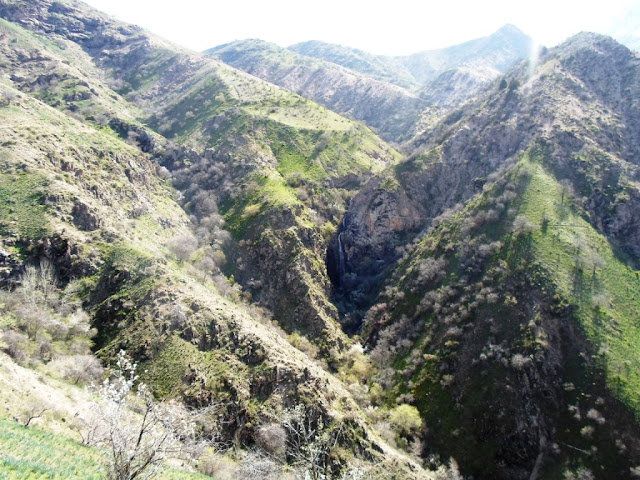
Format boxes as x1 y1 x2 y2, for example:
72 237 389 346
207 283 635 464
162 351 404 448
337 232 345 282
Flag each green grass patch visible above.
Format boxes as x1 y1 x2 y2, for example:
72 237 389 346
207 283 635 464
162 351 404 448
142 335 196 399
276 147 326 183
0 418 212 479
0 418 105 479
518 155 640 416
0 172 50 239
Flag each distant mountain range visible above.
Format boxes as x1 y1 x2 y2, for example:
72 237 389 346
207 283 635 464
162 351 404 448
207 25 533 142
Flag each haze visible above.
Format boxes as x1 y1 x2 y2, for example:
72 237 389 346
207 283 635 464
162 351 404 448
83 0 638 55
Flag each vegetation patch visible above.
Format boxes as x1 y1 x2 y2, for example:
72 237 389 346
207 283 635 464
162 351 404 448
518 154 640 415
0 172 50 240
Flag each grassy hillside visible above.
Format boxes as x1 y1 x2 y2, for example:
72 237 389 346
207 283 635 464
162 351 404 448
519 150 640 413
0 2 429 477
206 39 426 143
361 147 640 478
0 418 212 480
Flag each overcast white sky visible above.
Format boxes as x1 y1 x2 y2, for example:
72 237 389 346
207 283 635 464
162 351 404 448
84 0 639 55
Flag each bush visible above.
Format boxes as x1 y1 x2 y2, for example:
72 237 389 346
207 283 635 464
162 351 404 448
512 215 535 235
389 404 422 436
84 351 198 480
255 423 286 458
167 234 198 262
60 354 104 385
2 330 28 363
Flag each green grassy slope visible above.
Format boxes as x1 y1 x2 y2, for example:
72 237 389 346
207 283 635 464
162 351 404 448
519 151 640 413
362 147 640 478
0 419 211 480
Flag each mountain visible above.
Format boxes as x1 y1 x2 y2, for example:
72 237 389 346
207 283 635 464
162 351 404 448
207 26 532 143
205 39 427 143
392 24 533 84
2 0 640 478
332 32 640 478
0 0 428 477
290 25 532 93
288 40 419 89
290 25 532 87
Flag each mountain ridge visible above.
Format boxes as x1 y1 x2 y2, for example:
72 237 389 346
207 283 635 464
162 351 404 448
329 30 640 478
0 1 639 479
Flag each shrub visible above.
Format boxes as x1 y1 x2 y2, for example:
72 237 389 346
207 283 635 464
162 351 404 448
167 234 198 262
510 353 531 370
60 354 104 385
389 404 422 436
586 408 605 425
255 423 286 458
2 330 28 362
512 215 535 235
84 351 197 480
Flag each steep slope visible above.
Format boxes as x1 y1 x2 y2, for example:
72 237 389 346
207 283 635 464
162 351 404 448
392 24 532 84
288 40 419 89
332 33 640 478
363 156 640 478
334 32 640 311
205 39 427 143
0 0 403 353
0 83 421 476
0 1 432 477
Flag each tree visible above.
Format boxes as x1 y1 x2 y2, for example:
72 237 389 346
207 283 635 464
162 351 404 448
281 404 340 480
84 351 196 480
167 234 198 263
389 404 422 436
559 179 575 205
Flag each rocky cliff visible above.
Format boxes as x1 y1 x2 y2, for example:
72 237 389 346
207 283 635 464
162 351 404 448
331 32 640 479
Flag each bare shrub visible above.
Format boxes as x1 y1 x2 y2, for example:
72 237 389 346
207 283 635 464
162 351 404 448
16 305 51 339
256 423 287 458
84 351 198 480
586 408 605 425
167 234 198 262
374 421 397 448
510 353 531 370
281 404 334 479
415 257 446 285
20 397 51 427
2 330 28 362
580 425 595 438
236 451 281 479
197 450 237 479
60 354 104 385
512 216 535 235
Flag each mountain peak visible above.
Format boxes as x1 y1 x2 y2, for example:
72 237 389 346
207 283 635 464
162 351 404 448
495 23 526 37
555 30 636 61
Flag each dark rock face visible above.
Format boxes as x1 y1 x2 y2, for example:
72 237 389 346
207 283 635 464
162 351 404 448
334 33 640 305
71 201 101 231
108 118 156 153
0 245 21 287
